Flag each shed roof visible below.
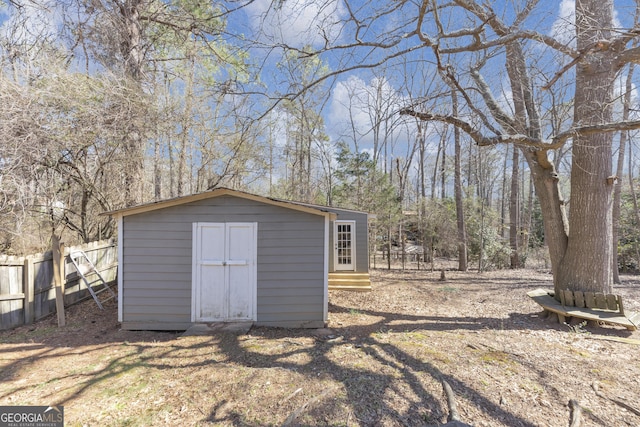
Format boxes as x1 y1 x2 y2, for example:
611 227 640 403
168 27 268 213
285 199 377 220
103 187 340 220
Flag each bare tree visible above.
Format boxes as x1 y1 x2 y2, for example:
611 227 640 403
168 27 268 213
241 0 640 292
219 0 635 285
613 63 635 283
67 0 250 205
0 49 142 249
276 47 330 202
396 1 640 294
0 0 255 251
452 89 468 271
510 146 520 269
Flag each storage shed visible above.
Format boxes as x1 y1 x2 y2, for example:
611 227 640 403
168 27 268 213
105 188 372 330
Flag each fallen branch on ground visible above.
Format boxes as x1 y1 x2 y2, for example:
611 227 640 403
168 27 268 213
443 381 461 422
279 387 303 406
592 382 640 416
281 386 337 426
569 399 582 427
440 380 473 427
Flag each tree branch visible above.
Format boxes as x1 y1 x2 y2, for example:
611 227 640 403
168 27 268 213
616 45 640 67
451 1 578 57
545 40 630 89
398 108 505 146
512 0 540 29
470 63 516 130
542 55 582 90
554 120 640 145
430 47 504 136
399 107 640 151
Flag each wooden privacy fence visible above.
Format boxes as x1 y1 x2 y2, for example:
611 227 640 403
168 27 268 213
0 240 117 330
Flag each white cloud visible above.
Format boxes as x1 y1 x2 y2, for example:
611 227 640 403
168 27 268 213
550 0 575 47
550 0 622 47
613 72 640 120
361 147 374 160
265 108 289 148
244 0 347 48
327 75 371 140
612 6 622 32
328 75 410 146
326 73 440 173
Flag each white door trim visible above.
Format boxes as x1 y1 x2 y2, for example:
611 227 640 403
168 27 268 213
323 215 329 323
334 220 356 271
117 215 124 323
191 222 257 322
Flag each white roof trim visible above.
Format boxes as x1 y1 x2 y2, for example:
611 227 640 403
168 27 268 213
102 187 337 220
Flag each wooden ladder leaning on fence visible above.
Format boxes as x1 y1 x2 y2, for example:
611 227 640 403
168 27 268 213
69 250 116 310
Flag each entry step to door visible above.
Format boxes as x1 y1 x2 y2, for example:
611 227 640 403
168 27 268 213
328 273 372 292
181 321 253 337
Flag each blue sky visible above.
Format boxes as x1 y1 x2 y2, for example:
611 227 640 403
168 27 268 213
226 1 574 160
2 0 640 175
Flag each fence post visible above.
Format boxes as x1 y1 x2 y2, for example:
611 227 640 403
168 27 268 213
52 235 66 327
23 257 34 325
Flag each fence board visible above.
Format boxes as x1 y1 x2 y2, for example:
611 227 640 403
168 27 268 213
24 258 34 324
0 263 23 329
0 240 117 330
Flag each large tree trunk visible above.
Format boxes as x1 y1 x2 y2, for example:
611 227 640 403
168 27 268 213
509 147 520 268
441 134 446 199
177 44 195 197
612 64 634 283
503 43 528 270
501 146 509 238
628 140 640 268
123 102 145 206
522 174 534 265
121 0 145 206
418 122 427 198
499 2 614 295
557 0 615 294
452 89 467 271
523 150 568 291
502 42 569 292
398 0 625 295
431 135 442 200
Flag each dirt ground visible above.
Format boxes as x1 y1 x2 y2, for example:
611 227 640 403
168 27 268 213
1 267 639 427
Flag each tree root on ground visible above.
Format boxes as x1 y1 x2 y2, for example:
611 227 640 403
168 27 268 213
281 386 337 426
569 399 582 427
592 381 640 417
438 380 473 427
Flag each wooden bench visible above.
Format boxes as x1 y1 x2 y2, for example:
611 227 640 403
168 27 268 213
527 288 640 331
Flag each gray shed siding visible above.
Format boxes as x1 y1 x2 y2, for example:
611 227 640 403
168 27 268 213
326 209 369 273
121 195 326 330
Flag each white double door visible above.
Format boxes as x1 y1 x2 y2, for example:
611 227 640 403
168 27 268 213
192 222 257 322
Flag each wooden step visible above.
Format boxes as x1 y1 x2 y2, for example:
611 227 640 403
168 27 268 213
328 273 371 292
328 273 370 280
